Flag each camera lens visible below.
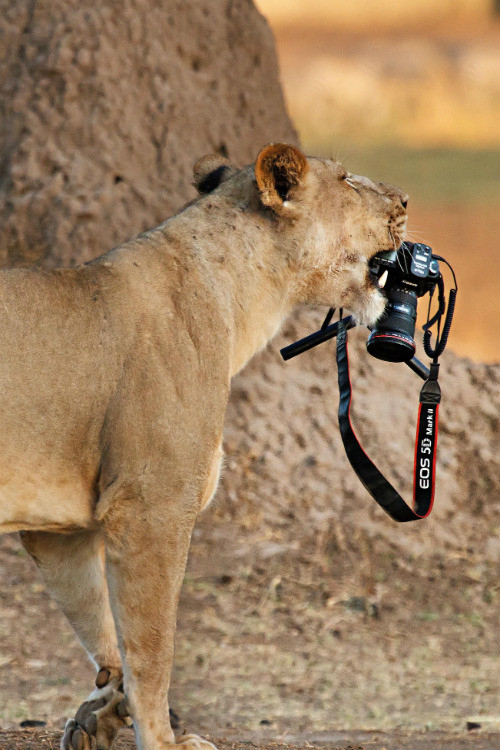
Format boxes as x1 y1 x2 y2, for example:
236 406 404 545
366 287 417 362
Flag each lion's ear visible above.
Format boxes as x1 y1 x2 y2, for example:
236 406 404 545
193 154 237 194
255 143 309 214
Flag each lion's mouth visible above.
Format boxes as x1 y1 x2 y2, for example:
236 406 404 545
368 268 389 293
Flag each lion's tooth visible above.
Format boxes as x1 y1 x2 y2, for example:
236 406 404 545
378 270 388 288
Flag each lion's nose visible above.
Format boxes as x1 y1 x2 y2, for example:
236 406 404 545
381 183 409 208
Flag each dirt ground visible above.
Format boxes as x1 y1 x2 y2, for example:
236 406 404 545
1 727 500 750
1 522 499 734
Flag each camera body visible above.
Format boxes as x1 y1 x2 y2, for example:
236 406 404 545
367 242 440 362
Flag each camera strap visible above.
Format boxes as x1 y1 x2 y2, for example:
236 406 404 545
336 319 440 522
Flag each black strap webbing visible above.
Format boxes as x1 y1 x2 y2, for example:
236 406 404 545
336 319 440 522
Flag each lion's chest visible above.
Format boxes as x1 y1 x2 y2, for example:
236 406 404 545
0 455 96 533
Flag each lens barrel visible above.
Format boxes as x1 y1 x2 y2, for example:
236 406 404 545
366 286 417 362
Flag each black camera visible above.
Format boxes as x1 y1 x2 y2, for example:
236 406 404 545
280 239 457 524
366 242 441 363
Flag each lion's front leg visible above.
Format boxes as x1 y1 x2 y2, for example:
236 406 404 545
98 489 216 750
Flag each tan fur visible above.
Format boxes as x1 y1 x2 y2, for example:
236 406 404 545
1 144 408 750
192 154 237 194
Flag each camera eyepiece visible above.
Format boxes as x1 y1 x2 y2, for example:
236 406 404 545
367 243 439 363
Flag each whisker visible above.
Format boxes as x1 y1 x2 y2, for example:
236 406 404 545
390 229 405 272
405 222 427 242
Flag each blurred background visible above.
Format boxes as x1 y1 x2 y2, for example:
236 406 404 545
256 0 500 363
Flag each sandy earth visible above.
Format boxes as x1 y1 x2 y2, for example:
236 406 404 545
1 476 499 734
1 728 500 750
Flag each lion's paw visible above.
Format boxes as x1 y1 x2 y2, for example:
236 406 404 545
173 735 218 750
61 669 130 750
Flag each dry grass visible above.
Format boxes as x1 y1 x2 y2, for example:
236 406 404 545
271 28 500 150
255 0 493 33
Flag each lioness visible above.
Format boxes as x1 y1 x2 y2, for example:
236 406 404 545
0 144 407 750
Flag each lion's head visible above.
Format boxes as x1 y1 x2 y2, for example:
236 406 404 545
193 143 408 328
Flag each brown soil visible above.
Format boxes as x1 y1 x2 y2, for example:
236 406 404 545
1 727 500 750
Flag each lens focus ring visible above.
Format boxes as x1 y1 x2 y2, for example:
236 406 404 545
387 286 418 307
367 284 418 362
